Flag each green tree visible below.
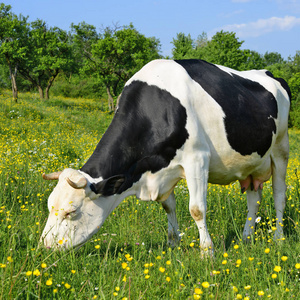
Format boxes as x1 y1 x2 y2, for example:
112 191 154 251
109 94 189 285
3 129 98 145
197 31 247 70
171 33 194 60
17 20 73 99
241 50 266 70
264 51 284 66
0 3 29 101
73 23 161 110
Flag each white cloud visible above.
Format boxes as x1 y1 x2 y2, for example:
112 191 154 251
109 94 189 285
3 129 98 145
220 15 300 38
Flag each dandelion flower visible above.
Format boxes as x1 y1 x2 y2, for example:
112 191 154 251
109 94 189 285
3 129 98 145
271 273 277 279
41 263 47 268
236 294 242 299
202 281 210 288
65 283 71 289
265 248 270 254
159 267 165 273
194 288 203 295
295 263 300 269
26 271 32 276
144 269 149 274
274 266 281 273
166 260 171 265
71 270 76 274
244 285 251 290
281 256 288 261
121 262 128 269
222 260 227 265
95 245 100 249
145 275 150 279
190 242 195 247
33 269 41 276
234 245 239 250
166 276 171 282
223 252 228 258
258 291 264 296
46 279 53 286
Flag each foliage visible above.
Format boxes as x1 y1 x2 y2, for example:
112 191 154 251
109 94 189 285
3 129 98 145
18 20 73 100
0 3 29 100
72 23 161 110
196 31 248 70
1 92 300 299
172 33 194 60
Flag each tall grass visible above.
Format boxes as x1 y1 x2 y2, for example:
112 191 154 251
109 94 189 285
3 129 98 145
1 91 300 299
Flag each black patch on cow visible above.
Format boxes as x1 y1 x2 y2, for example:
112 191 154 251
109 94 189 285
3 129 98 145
265 70 292 101
81 81 189 194
175 59 278 157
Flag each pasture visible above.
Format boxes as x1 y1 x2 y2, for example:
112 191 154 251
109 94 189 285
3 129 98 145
1 91 300 299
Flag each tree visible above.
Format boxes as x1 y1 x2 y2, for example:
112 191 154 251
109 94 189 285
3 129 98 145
264 52 284 66
241 50 266 70
171 33 194 59
0 3 29 101
73 23 161 110
16 20 73 99
197 31 247 70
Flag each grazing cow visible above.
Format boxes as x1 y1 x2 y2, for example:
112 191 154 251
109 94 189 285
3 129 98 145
41 59 291 253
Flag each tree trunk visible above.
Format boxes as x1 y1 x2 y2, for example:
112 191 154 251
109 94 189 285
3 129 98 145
116 93 122 110
45 73 58 100
11 72 18 102
38 85 44 99
106 87 115 111
8 61 18 102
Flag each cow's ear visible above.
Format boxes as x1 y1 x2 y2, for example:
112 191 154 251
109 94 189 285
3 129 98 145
90 175 125 196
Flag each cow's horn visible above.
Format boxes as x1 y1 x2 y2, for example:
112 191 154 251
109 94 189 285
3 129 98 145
42 171 62 180
66 177 87 189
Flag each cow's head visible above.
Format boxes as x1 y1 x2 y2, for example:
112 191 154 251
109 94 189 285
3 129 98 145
40 168 125 249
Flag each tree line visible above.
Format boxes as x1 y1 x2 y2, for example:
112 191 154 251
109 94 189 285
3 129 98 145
0 3 299 113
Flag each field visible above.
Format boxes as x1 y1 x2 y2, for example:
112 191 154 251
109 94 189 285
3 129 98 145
1 91 300 300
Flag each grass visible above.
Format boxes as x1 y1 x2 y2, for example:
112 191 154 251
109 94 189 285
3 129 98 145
1 90 300 299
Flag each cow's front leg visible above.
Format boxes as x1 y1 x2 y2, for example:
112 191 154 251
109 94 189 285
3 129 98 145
184 154 213 256
242 189 262 242
161 191 181 247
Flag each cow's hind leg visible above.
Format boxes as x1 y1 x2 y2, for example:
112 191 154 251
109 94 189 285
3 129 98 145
183 154 213 255
243 189 262 242
271 133 289 241
161 192 181 247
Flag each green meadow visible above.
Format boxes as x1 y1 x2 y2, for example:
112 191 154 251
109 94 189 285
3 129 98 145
1 91 300 299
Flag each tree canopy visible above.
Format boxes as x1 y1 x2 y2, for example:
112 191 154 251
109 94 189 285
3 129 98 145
0 3 299 112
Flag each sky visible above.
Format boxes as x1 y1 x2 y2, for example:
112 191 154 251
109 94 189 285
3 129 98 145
4 0 300 59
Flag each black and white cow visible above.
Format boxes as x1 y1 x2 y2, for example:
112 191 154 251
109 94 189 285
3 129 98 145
41 59 291 253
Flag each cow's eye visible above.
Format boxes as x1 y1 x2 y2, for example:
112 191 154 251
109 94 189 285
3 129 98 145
65 210 77 219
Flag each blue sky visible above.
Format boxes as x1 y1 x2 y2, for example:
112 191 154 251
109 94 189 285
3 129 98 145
4 0 300 59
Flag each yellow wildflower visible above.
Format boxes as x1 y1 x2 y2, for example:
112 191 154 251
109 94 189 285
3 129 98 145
46 279 53 286
274 266 281 273
33 269 40 276
194 288 203 295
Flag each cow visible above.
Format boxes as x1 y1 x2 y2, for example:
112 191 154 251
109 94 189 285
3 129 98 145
40 59 291 254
